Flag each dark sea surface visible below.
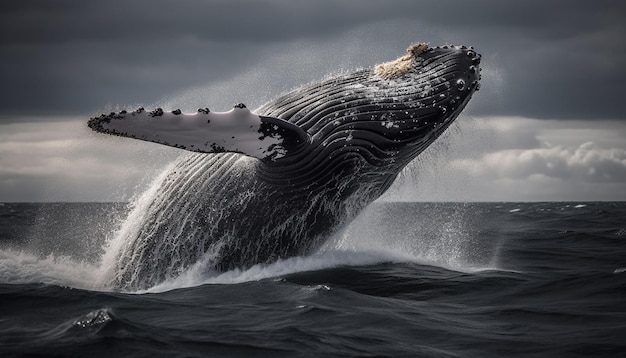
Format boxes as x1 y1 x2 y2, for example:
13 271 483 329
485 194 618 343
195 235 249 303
0 201 625 357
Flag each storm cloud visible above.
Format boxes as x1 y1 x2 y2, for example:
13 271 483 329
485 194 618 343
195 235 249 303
1 0 625 119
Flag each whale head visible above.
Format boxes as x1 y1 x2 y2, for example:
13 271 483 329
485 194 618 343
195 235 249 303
367 43 482 165
265 43 481 172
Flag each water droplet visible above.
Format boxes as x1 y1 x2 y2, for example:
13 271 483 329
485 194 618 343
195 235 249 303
456 79 466 91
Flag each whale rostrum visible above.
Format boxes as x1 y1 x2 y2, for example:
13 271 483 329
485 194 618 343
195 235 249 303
89 43 481 290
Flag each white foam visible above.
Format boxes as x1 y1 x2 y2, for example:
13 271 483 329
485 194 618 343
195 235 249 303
145 244 500 294
145 249 399 293
0 249 102 290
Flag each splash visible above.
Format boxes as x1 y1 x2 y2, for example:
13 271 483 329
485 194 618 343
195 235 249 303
323 202 501 271
96 160 179 290
138 201 501 293
0 249 101 290
0 200 500 293
0 178 501 293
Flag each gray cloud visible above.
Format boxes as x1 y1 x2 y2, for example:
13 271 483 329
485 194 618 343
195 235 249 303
470 142 626 183
385 117 626 202
0 119 179 202
1 0 625 119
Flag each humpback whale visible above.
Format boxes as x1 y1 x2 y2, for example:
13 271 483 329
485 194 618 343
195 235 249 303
89 43 481 290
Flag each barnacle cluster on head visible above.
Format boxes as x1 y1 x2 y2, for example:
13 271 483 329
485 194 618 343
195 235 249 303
374 42 429 80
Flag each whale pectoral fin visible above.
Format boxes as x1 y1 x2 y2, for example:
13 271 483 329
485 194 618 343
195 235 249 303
88 106 309 161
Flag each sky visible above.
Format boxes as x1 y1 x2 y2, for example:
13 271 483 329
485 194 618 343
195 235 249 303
1 0 625 202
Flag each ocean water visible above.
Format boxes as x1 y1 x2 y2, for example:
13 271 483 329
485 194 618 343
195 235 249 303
0 201 625 357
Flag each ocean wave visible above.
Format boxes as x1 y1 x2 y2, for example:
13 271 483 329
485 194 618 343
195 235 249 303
146 242 500 293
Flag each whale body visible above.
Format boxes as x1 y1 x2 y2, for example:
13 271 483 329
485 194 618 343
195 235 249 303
89 43 481 290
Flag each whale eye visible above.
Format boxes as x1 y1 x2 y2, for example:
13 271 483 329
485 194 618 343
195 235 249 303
456 79 466 91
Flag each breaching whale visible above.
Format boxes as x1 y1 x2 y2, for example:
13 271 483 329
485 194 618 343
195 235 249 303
89 43 481 290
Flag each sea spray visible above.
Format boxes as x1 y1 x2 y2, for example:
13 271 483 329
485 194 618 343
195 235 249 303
322 202 501 272
0 249 101 289
96 160 179 290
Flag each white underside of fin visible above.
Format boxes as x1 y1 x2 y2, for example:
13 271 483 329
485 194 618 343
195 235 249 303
97 107 285 159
